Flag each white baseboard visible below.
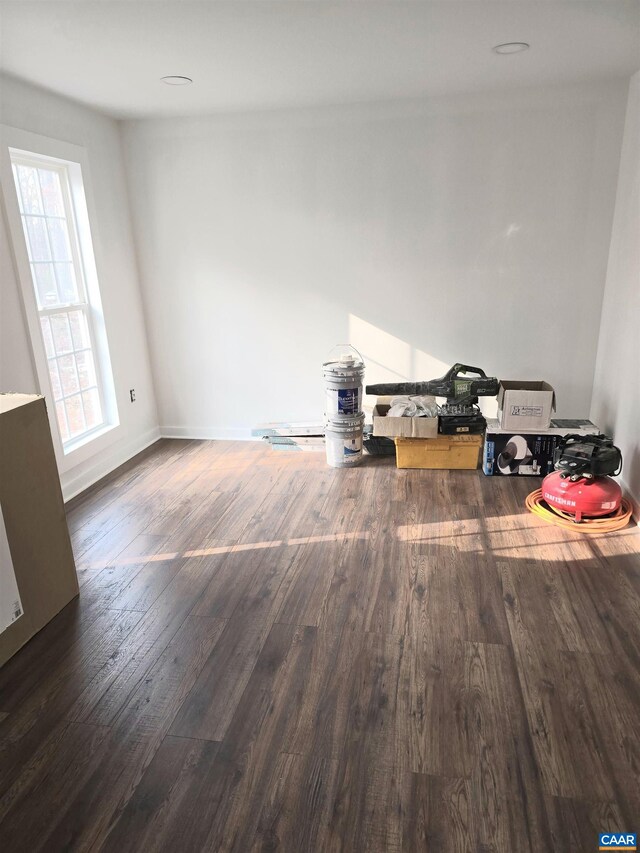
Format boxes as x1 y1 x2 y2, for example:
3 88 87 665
61 426 161 502
160 425 258 441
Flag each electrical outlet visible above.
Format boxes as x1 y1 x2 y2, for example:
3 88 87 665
129 389 136 402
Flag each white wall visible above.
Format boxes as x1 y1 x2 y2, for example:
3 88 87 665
122 80 628 437
591 71 640 512
0 75 158 499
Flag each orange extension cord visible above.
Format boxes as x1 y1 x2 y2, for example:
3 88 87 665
525 488 633 533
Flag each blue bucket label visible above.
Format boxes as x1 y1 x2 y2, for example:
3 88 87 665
343 436 362 457
338 388 359 414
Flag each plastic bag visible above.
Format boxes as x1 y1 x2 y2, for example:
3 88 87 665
387 395 438 418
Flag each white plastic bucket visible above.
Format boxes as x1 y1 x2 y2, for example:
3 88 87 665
325 413 365 468
323 345 365 419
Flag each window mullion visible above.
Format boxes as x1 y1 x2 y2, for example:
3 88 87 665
38 302 88 317
54 385 99 406
48 346 92 359
11 212 65 220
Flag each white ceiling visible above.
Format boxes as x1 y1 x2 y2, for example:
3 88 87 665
1 1 638 119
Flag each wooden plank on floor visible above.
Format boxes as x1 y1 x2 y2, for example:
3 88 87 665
462 641 553 852
571 650 640 825
326 631 408 852
281 622 364 761
0 721 111 846
67 439 207 542
193 544 277 620
104 539 188 613
544 795 628 853
33 614 227 852
448 519 512 645
248 751 339 853
588 528 640 593
169 546 304 741
0 608 142 800
403 774 474 853
108 623 314 853
66 556 221 727
571 548 640 667
79 532 171 606
71 441 224 579
398 618 448 776
500 560 616 801
65 438 193 530
0 600 137 713
314 540 380 637
203 623 316 852
73 512 162 585
276 535 365 628
534 557 610 655
99 735 223 853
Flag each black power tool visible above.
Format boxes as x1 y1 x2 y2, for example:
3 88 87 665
553 434 622 481
366 363 499 434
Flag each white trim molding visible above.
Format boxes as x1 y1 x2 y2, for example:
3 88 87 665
160 425 257 442
61 426 161 502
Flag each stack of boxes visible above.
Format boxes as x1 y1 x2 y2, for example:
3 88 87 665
370 381 599 474
372 396 483 470
483 381 598 476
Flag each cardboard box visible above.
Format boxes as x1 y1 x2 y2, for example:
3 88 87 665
0 394 78 667
497 381 556 431
483 418 600 476
372 399 438 439
395 435 483 469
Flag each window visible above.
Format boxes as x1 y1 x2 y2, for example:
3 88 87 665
7 147 118 451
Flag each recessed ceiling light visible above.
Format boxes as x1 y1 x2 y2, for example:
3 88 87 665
492 42 530 55
161 76 193 86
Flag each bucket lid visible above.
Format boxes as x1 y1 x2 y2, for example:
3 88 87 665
323 344 365 371
325 412 365 429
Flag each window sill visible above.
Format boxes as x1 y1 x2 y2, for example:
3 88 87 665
62 421 119 456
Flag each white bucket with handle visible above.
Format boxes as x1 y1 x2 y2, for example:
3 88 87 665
323 345 365 419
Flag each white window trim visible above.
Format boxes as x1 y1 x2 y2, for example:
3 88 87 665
0 125 120 473
11 151 109 449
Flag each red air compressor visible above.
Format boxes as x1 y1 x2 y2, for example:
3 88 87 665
526 434 632 532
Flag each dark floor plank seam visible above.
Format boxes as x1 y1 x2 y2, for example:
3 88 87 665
497 571 565 852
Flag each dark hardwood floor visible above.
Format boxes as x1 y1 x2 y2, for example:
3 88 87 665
0 438 639 852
